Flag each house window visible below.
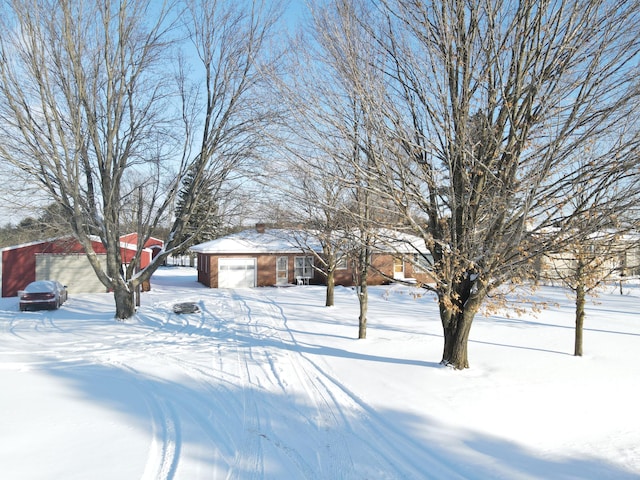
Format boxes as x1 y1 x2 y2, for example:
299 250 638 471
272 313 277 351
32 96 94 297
276 256 289 285
336 255 348 270
295 256 314 279
413 253 431 273
393 257 404 279
199 254 208 273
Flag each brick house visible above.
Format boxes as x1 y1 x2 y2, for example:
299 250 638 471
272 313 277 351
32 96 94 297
190 225 434 288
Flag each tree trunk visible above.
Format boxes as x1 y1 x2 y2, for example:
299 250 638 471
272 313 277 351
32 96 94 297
114 283 136 320
358 282 368 339
439 280 484 369
574 282 585 356
326 269 335 307
440 307 474 369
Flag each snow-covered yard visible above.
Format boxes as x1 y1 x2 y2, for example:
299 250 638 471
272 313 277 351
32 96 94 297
1 266 639 479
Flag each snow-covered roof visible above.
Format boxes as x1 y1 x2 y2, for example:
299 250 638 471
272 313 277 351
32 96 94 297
371 229 431 254
190 229 323 254
0 235 103 252
1 235 152 253
190 227 431 255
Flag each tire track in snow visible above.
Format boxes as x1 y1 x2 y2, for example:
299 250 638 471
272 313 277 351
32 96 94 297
138 386 181 480
122 297 269 479
5 297 236 479
225 289 358 479
6 313 28 341
239 291 356 479
276 295 466 479
6 311 73 354
217 289 269 480
232 289 466 480
103 356 237 480
4 314 183 479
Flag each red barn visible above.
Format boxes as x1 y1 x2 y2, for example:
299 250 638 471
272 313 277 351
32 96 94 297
1 234 161 297
119 233 164 253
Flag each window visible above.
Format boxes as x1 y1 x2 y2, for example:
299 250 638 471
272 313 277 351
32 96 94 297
276 256 288 285
413 253 431 273
295 256 314 279
199 254 209 273
393 257 404 278
336 255 348 270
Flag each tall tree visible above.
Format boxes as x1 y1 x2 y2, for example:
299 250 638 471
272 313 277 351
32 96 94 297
0 0 283 319
277 0 385 334
177 0 285 249
0 0 178 318
322 0 640 367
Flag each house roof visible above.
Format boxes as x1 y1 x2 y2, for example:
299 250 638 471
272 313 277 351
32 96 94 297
190 229 322 254
0 235 103 253
1 234 154 253
371 229 430 254
190 227 431 256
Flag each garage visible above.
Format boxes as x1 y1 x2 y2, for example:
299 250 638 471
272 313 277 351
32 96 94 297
218 258 256 288
2 234 161 298
36 253 107 294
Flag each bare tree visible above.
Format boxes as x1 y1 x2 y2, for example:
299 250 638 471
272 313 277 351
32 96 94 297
0 0 283 319
538 154 640 356
275 166 354 306
542 231 621 356
276 0 388 335
322 0 640 367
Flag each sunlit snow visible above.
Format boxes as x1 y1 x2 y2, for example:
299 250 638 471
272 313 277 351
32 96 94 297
1 267 639 479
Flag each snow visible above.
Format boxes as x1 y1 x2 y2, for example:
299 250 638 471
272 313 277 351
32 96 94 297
190 228 322 254
1 267 639 479
188 227 432 255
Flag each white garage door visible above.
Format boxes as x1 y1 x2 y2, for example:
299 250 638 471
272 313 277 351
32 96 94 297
36 253 107 294
218 258 256 288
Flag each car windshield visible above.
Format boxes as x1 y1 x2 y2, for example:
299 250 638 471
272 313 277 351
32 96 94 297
24 281 57 293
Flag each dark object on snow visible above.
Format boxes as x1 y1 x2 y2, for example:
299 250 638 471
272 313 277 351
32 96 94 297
173 302 200 314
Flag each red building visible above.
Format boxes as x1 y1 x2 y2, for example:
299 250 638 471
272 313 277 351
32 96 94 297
119 233 165 255
1 234 162 297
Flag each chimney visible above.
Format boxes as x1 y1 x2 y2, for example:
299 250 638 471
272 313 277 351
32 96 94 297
255 223 266 234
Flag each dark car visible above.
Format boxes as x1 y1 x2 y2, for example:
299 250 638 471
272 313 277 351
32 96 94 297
19 280 68 311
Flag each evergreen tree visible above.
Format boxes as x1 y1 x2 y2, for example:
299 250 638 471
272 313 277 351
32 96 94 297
173 169 220 256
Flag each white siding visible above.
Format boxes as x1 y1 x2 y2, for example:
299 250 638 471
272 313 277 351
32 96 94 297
36 254 107 294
